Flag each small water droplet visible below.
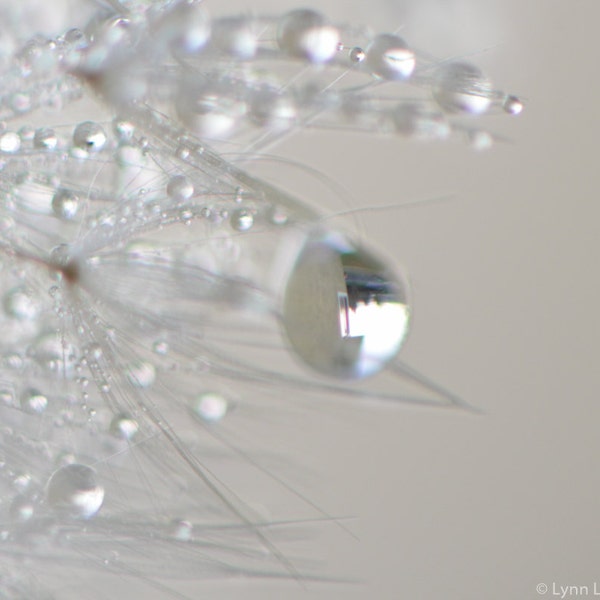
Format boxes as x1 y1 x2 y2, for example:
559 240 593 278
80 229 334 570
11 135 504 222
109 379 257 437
21 389 48 414
366 34 415 81
277 9 340 64
503 94 524 116
52 188 79 220
0 131 20 153
191 392 228 423
230 208 254 231
126 361 156 388
73 121 107 152
3 287 39 320
109 413 139 440
46 464 104 520
432 62 492 115
349 46 365 63
33 127 58 150
166 175 194 202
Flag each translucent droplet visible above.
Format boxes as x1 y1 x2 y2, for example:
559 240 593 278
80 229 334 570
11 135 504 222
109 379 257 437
249 88 297 132
169 519 193 542
176 84 247 139
31 333 79 377
349 46 365 63
73 121 107 152
393 103 450 140
153 340 169 355
366 34 415 81
33 127 58 150
3 287 39 320
109 413 139 440
46 464 104 520
230 209 254 232
161 2 211 55
191 392 228 423
166 175 194 202
432 62 493 115
113 118 135 141
503 94 524 116
277 9 340 64
9 495 35 523
213 17 257 59
51 188 79 220
126 360 156 388
0 131 21 153
20 389 48 414
282 230 410 379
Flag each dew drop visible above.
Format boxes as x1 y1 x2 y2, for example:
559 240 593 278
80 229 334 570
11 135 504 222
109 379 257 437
191 392 228 423
126 360 156 388
109 413 139 440
166 175 194 202
33 127 58 150
46 464 104 520
51 188 79 220
169 519 193 542
73 121 107 152
432 61 492 115
277 9 340 64
366 34 415 81
249 88 297 132
9 495 35 523
230 208 254 232
282 230 410 379
349 46 365 63
0 131 21 153
213 16 257 59
3 287 40 320
503 94 524 116
20 389 48 414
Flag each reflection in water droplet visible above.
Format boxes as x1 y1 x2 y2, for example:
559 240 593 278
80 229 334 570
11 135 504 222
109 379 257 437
366 34 415 81
73 121 107 152
46 463 104 520
282 231 410 379
110 413 139 440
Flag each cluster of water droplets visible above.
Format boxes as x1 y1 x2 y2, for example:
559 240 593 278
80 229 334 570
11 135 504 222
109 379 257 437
0 1 521 597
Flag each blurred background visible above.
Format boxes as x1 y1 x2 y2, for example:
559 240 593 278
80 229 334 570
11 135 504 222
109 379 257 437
206 1 598 598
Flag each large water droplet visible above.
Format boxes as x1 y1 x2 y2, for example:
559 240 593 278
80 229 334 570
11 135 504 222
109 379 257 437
46 463 104 520
282 231 410 379
277 9 340 64
432 62 493 115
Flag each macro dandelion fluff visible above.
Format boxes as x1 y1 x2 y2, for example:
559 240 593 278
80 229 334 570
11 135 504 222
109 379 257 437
0 0 523 598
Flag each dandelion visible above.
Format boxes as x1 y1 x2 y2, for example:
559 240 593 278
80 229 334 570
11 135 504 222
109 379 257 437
0 1 521 597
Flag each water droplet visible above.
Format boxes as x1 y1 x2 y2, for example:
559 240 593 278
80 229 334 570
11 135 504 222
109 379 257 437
20 389 48 414
191 392 228 423
153 340 169 355
282 230 410 379
113 118 135 141
0 131 20 153
126 360 156 388
432 62 492 115
109 413 139 440
169 518 193 541
230 209 254 232
366 34 415 81
46 463 104 520
213 17 257 59
73 121 107 152
503 94 524 116
3 287 40 320
349 46 365 63
9 495 35 522
33 127 58 150
51 188 79 220
166 175 194 202
249 88 297 132
277 9 340 64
